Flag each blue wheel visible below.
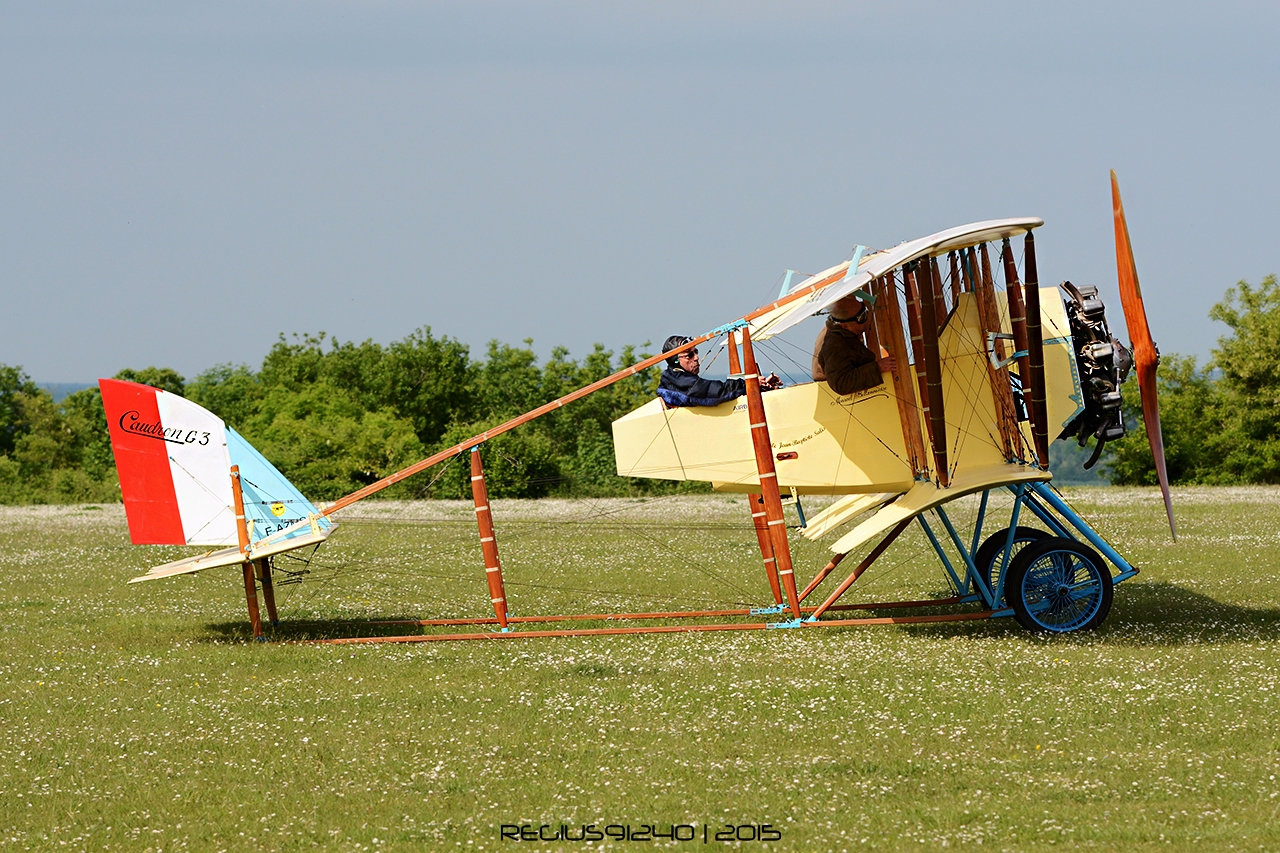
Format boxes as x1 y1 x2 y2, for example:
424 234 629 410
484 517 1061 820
1006 538 1113 632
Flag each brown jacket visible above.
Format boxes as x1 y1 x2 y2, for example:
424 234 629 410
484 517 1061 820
814 321 883 396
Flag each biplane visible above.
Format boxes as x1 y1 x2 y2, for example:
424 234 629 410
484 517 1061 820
100 172 1174 641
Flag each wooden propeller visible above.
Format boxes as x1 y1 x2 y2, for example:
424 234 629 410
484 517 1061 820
1112 170 1176 540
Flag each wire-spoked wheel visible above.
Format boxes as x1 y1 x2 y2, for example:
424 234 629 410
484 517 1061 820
1005 537 1114 632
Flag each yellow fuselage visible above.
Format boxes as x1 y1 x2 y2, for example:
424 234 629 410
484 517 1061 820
613 289 1080 494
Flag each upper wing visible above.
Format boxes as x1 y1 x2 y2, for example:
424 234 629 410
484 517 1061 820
748 218 1044 341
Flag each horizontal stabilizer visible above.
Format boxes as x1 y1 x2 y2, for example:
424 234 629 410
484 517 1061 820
127 523 335 583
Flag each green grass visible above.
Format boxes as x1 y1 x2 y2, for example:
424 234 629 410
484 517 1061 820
2 488 1280 851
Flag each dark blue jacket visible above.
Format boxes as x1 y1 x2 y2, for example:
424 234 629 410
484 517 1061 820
657 368 747 407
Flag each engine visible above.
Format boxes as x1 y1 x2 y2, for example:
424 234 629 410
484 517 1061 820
1058 281 1132 468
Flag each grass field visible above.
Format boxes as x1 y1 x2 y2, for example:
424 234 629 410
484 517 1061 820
2 487 1280 851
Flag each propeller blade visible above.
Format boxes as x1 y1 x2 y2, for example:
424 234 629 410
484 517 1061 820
1112 170 1176 540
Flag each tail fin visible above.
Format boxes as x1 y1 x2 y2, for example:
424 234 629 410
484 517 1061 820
99 378 332 547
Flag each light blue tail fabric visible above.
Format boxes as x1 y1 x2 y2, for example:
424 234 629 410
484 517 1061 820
227 427 334 543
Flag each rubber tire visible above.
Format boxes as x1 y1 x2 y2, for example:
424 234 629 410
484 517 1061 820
1006 537 1114 633
973 526 1050 604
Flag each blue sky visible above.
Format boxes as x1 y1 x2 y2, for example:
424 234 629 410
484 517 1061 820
3 1 1277 383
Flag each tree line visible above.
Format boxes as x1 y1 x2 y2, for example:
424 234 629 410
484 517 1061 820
1 274 1277 504
0 331 666 504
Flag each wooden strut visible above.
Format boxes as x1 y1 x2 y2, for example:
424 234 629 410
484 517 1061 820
470 447 510 630
902 263 934 456
808 518 913 620
256 558 279 627
1002 238 1037 464
1022 232 1050 469
949 251 963 305
862 291 883 367
969 246 1015 461
959 247 975 292
922 257 950 487
730 336 783 601
798 552 845 602
932 254 949 325
740 326 802 619
979 243 1025 460
873 272 928 478
750 494 784 606
969 247 1013 462
230 465 263 640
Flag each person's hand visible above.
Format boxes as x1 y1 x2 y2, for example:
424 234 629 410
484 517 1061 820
877 356 897 374
761 373 783 390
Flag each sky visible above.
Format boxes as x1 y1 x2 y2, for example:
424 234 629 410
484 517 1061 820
3 0 1278 384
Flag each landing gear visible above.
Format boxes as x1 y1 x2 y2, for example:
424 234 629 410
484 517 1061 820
1006 537 1113 632
973 526 1050 604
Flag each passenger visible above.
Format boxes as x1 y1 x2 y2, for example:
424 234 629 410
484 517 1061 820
812 292 897 396
657 335 781 408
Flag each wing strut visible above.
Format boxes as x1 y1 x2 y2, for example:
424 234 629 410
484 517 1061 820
872 272 929 478
741 326 803 619
903 263 935 465
977 243 1024 461
470 447 511 630
969 246 1013 461
1002 240 1037 466
1111 171 1176 540
922 258 950 487
1023 231 1051 469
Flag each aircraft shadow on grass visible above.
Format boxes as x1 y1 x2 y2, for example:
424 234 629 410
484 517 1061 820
200 617 434 644
1100 580 1280 644
896 580 1280 645
192 581 1280 646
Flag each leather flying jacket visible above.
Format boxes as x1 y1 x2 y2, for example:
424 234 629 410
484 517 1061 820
817 321 884 396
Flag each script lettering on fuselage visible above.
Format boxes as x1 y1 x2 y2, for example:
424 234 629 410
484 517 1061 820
827 387 889 406
771 426 826 450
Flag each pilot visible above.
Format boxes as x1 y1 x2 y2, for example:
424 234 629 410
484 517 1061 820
657 335 781 407
812 292 897 396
